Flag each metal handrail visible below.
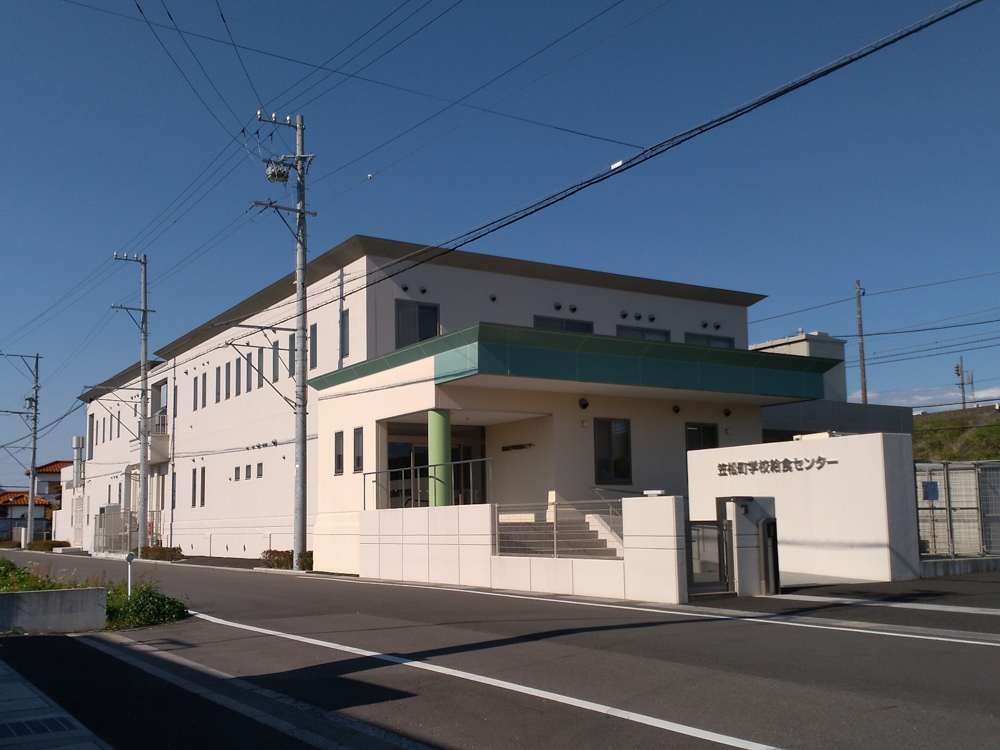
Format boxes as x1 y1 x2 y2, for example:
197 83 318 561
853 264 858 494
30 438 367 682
495 498 623 560
363 457 492 510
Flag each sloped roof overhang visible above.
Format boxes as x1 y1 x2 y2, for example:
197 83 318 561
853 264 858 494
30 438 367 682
309 323 839 405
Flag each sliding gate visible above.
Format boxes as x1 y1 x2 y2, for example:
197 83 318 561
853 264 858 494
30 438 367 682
686 497 734 595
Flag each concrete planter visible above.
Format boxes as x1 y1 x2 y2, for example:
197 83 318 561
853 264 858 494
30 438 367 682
0 587 107 634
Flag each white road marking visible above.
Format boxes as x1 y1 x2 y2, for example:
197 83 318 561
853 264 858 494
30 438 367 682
299 574 1000 648
773 593 1000 616
192 610 783 750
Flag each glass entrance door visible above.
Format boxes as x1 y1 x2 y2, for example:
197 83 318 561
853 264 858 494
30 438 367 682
387 442 429 508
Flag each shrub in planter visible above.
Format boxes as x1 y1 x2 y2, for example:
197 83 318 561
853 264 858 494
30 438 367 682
0 540 19 549
105 577 188 630
26 540 70 552
260 549 293 569
140 546 184 562
297 551 313 571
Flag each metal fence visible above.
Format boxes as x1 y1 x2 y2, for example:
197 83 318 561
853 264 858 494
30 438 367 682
494 498 623 559
93 506 163 554
0 518 50 543
916 462 1000 557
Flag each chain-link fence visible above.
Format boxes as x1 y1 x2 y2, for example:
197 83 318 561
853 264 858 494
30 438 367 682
916 462 1000 557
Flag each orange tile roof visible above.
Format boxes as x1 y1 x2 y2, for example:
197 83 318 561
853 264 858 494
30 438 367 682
0 492 51 507
26 460 72 476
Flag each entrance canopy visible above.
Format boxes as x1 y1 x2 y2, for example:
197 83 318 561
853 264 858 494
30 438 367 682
309 322 840 405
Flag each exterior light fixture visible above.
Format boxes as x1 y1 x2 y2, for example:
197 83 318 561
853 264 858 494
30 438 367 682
419 287 426 294
569 305 577 313
724 408 732 417
620 311 628 319
672 405 680 414
490 295 496 302
648 315 655 322
634 313 641 321
401 284 408 292
714 323 721 330
701 321 708 328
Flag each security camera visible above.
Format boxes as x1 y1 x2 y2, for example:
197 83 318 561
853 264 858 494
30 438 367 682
579 398 589 410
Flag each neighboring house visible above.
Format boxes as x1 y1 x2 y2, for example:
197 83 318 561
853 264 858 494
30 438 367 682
751 331 913 441
71 234 838 561
0 490 50 542
26 460 72 511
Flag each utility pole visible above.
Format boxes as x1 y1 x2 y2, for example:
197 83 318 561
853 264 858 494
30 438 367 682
254 111 315 571
856 280 867 405
955 357 966 410
0 352 41 546
113 253 150 556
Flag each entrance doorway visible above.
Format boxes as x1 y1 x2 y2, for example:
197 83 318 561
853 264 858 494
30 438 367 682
385 428 487 508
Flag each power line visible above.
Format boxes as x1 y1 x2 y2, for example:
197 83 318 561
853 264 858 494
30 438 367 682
834 316 1000 339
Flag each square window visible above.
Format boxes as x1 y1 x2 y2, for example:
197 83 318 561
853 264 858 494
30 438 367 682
396 301 439 349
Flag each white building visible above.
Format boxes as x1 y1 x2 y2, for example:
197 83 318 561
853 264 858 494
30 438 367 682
64 235 837 563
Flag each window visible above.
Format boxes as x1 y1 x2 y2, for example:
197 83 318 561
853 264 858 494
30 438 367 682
353 427 363 473
594 418 632 484
340 310 349 358
272 341 280 382
201 373 207 408
396 300 439 348
684 333 735 349
88 414 94 459
215 367 221 403
171 472 176 510
245 464 251 480
618 325 669 342
225 362 231 399
309 323 318 370
191 468 197 508
102 417 106 443
534 316 594 334
256 462 263 479
234 466 240 482
172 385 177 418
288 334 296 376
116 411 121 438
192 377 198 411
334 431 344 475
246 352 253 392
685 423 719 451
235 358 242 396
200 467 206 507
257 348 264 388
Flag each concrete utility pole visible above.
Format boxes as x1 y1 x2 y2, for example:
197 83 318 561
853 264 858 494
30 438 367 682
856 280 867 405
955 357 966 410
254 111 315 571
0 352 41 545
113 253 150 555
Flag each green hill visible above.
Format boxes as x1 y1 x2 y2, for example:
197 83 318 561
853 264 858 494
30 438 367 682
912 405 1000 462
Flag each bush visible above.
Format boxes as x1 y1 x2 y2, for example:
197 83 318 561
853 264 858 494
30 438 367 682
105 577 188 630
140 546 184 562
0 558 95 592
260 549 293 569
26 540 70 552
297 551 313 571
0 541 19 549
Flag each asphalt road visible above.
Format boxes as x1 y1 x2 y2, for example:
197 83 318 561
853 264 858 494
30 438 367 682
3 551 1000 750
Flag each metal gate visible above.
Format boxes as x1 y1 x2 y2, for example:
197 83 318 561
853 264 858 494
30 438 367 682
916 462 1000 557
686 510 733 595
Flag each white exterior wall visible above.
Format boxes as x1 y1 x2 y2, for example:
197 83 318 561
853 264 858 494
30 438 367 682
687 433 920 582
366 254 749 357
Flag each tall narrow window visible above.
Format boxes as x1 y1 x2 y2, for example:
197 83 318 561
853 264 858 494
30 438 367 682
309 323 318 369
201 373 207 408
116 411 121 439
200 466 206 507
594 418 632 484
225 362 231 399
288 334 296 376
257 348 264 388
171 472 176 510
235 358 242 396
102 417 106 442
234 466 240 482
172 385 177 418
396 301 439 349
245 464 251 480
256 462 263 478
685 423 719 451
191 468 197 508
340 310 349 358
353 427 363 473
334 431 344 475
215 367 221 403
272 341 280 382
192 377 198 411
246 352 253 392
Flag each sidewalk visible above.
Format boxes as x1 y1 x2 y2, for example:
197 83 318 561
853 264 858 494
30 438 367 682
0 658 110 749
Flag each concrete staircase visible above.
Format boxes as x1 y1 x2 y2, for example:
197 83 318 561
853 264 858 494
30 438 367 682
497 520 620 559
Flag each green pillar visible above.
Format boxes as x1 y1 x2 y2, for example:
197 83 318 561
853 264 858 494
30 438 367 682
428 409 452 507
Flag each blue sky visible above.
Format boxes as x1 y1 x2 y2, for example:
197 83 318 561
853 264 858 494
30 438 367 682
1 0 997 488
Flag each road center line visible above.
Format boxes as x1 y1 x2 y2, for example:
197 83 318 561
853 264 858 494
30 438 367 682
192 611 782 750
299 575 1000 647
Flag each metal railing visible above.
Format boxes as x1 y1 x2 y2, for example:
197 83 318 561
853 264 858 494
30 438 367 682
0 518 50 543
494 498 623 559
363 457 492 510
916 461 1000 557
152 413 169 435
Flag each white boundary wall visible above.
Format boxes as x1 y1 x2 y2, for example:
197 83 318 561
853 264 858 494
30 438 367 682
687 433 920 582
358 496 688 604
